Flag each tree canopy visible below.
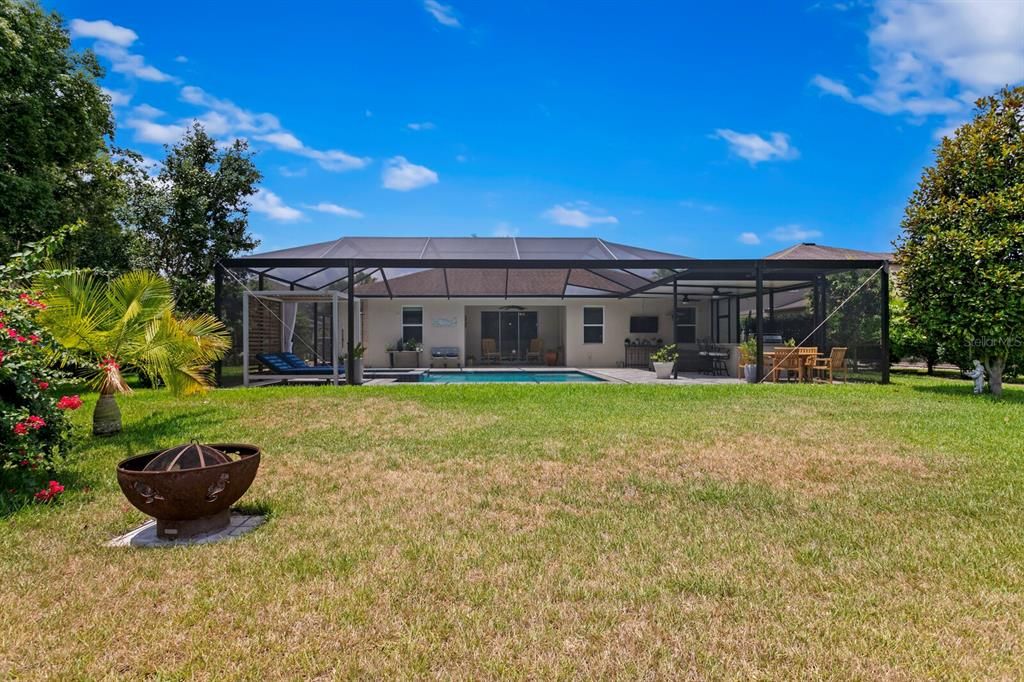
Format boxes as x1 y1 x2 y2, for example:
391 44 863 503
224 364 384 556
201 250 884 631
124 124 262 315
895 87 1024 397
0 0 120 264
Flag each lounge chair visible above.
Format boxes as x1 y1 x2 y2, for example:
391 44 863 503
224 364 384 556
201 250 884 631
526 338 543 364
255 352 341 375
481 338 500 364
430 346 461 368
810 347 848 383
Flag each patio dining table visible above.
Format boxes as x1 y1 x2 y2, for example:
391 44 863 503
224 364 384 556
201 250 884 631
765 348 823 382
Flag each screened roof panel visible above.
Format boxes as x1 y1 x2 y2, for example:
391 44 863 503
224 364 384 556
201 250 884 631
239 236 688 263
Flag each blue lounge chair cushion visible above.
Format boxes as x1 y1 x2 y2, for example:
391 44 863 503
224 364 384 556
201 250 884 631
431 346 460 358
256 353 342 375
280 352 310 368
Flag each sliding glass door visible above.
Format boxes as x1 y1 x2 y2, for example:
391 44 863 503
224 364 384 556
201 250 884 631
481 310 538 362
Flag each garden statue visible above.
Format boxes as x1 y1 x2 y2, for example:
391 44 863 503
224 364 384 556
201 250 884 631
967 360 986 394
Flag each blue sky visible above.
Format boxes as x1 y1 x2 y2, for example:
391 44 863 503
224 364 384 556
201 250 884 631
55 1 1023 257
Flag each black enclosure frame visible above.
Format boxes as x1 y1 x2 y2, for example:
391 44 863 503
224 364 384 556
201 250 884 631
220 237 889 386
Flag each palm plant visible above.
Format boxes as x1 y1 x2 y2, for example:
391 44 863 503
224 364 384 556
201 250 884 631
35 270 230 435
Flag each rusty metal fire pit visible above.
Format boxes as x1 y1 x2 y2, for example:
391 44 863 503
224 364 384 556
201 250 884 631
116 442 261 540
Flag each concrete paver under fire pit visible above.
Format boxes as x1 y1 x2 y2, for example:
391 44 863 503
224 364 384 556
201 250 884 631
106 513 266 548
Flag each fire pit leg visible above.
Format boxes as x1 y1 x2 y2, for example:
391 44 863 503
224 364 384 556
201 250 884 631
156 508 231 540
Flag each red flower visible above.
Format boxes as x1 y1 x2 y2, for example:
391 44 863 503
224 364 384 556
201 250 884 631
15 335 26 343
33 379 49 390
12 423 28 436
0 350 5 364
99 357 120 372
7 328 16 338
18 293 45 309
34 481 64 502
28 334 40 344
57 395 83 410
26 415 46 429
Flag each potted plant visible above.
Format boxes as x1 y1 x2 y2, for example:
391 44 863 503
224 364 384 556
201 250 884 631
739 337 758 383
347 343 365 384
544 347 559 366
650 344 678 379
389 339 420 368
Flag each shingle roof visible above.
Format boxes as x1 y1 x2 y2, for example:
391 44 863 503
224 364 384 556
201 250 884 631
766 242 893 261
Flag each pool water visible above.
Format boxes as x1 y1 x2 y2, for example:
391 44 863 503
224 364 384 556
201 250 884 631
420 370 604 383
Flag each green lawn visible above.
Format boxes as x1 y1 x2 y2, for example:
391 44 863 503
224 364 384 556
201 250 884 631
1 377 1022 678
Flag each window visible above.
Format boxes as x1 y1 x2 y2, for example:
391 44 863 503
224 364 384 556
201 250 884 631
402 306 423 344
674 307 697 343
583 306 604 344
629 316 659 334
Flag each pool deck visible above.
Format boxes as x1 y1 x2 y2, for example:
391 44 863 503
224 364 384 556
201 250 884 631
245 366 743 387
360 367 742 386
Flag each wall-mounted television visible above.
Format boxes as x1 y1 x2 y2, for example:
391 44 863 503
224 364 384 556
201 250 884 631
629 316 659 333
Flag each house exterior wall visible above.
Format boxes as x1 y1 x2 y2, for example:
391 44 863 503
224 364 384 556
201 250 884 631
358 296 718 369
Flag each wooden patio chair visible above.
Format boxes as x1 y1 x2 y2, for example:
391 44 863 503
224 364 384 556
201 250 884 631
481 338 500 365
525 338 543 364
769 346 803 382
796 347 819 382
810 347 848 383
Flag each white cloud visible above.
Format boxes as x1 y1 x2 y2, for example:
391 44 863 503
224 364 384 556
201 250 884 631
123 117 186 144
179 87 369 171
769 224 823 242
101 87 131 107
69 18 137 46
738 232 761 245
304 202 364 218
131 103 164 119
455 153 468 163
382 156 439 191
90 44 165 83
93 42 174 82
812 0 1024 125
542 202 619 228
174 55 188 63
714 129 799 165
180 86 280 133
493 222 519 237
424 0 461 27
278 166 308 178
249 189 304 222
810 74 853 100
407 121 436 131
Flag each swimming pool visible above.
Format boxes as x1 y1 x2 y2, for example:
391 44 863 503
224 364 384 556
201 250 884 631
419 370 604 383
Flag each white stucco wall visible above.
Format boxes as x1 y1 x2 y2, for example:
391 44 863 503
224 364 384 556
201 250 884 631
357 296 721 368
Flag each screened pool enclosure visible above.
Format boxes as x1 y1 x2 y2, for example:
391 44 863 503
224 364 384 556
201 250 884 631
216 237 892 385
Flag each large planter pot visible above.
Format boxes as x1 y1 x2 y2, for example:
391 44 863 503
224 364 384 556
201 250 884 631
390 350 420 368
544 350 558 367
653 361 674 379
350 358 364 385
116 443 261 539
93 393 122 436
743 364 757 383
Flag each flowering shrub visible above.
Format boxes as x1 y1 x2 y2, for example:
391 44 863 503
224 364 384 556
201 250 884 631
1 233 82 506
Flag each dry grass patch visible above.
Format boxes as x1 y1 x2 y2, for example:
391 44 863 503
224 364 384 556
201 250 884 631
1 378 1022 678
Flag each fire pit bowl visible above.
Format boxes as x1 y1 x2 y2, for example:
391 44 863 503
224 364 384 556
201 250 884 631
116 442 261 540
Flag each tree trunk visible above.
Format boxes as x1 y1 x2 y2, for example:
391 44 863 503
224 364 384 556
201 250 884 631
926 357 935 375
93 388 122 436
983 357 1005 398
